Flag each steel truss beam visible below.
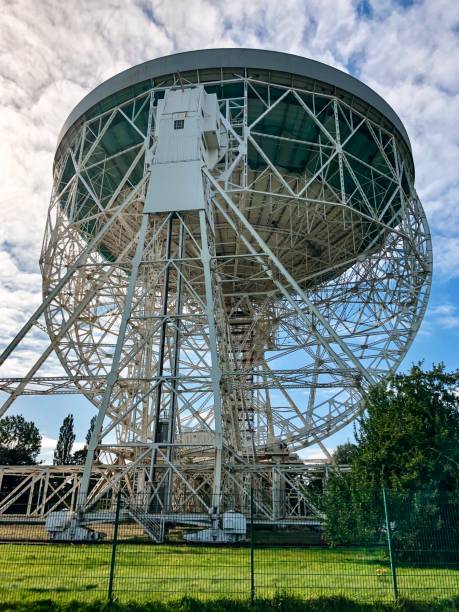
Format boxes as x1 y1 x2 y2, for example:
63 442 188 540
0 73 431 524
0 461 338 522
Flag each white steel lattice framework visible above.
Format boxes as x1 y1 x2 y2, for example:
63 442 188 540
0 50 431 528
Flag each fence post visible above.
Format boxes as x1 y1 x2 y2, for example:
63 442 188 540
108 488 122 603
250 479 255 604
382 486 398 601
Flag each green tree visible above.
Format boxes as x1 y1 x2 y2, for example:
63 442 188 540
53 414 75 465
321 471 355 544
332 442 358 465
72 415 97 465
323 364 459 551
354 363 459 491
0 415 41 465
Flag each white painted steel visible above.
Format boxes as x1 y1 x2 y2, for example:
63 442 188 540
0 55 431 526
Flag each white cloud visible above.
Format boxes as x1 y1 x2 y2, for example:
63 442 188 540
429 302 459 330
39 436 85 464
0 1 458 437
299 444 336 461
432 235 459 279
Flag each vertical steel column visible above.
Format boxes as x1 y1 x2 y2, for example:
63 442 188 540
164 220 185 509
198 208 224 523
149 214 174 508
272 466 282 521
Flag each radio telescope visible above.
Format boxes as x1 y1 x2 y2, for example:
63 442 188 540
0 49 431 540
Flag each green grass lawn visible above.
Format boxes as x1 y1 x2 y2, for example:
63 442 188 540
0 543 457 605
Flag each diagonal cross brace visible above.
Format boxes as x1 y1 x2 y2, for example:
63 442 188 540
205 169 375 385
0 152 148 370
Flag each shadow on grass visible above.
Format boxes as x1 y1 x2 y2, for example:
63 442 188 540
0 594 458 612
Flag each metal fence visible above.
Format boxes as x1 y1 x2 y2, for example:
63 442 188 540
0 488 457 605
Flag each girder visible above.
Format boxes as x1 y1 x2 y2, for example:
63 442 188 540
0 62 431 523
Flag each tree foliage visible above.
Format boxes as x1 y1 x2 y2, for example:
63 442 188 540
53 414 76 465
354 363 459 491
72 415 97 465
322 364 459 552
0 415 41 465
332 442 358 465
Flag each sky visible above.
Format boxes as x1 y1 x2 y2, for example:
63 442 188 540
0 0 458 462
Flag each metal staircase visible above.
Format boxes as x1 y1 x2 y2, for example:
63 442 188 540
125 501 164 543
